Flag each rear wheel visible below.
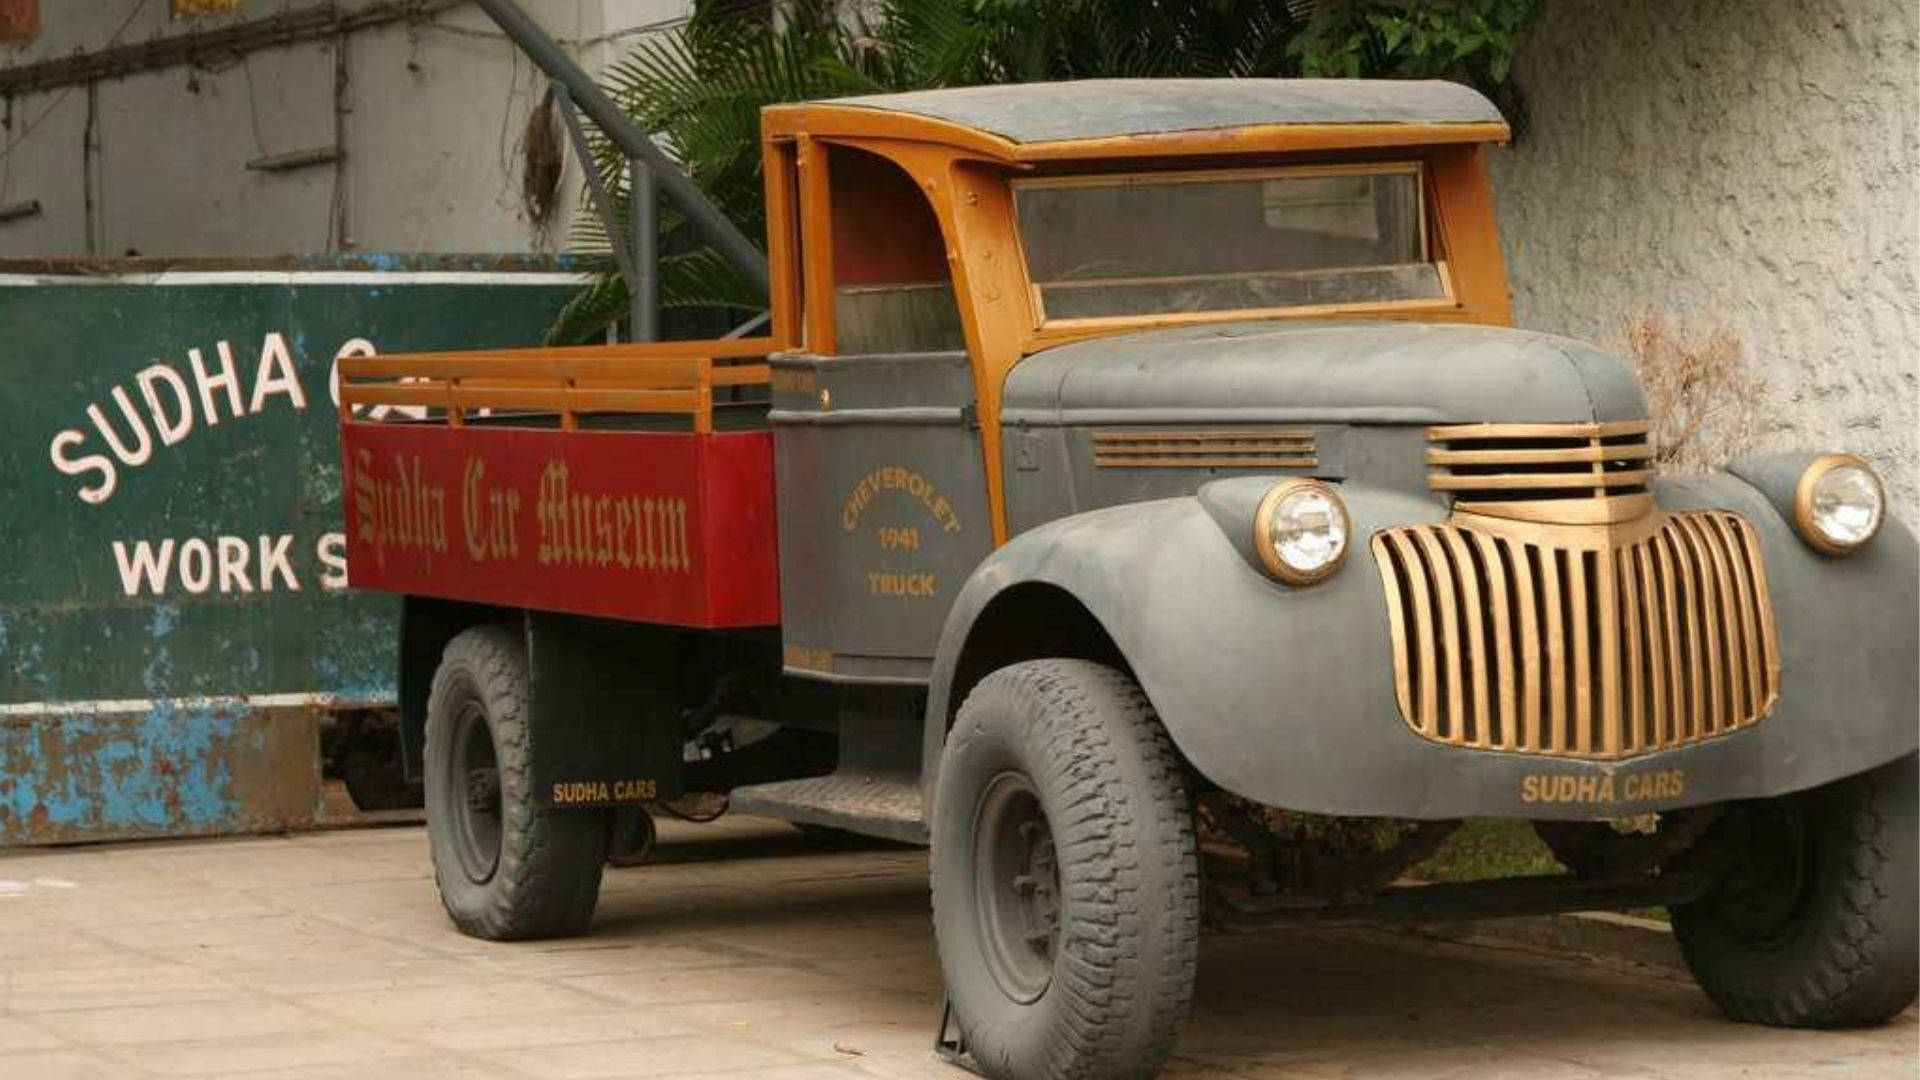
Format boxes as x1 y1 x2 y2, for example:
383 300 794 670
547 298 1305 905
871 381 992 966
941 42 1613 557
1673 754 1917 1027
932 660 1199 1080
425 624 608 940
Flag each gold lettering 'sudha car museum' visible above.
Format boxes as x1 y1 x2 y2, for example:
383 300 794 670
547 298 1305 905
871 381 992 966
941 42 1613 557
334 79 1918 1080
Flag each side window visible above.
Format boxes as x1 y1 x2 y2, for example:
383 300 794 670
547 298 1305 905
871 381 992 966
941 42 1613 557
827 146 965 355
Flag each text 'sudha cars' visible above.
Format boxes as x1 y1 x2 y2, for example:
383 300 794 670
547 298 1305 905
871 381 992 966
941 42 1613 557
339 80 1917 1080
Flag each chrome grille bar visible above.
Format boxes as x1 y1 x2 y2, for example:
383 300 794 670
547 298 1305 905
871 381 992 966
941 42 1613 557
1372 511 1780 759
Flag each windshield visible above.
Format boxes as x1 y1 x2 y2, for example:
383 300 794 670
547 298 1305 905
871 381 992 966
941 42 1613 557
1014 164 1448 322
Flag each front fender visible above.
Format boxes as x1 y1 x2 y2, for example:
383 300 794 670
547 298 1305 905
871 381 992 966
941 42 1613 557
925 473 1917 820
925 481 1443 817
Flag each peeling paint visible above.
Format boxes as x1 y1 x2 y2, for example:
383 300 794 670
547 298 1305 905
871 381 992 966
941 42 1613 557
0 703 319 844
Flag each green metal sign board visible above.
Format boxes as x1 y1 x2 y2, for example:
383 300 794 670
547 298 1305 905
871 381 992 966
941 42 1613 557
0 262 581 844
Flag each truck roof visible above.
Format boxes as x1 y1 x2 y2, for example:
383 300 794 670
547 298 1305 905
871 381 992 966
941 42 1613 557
764 78 1508 160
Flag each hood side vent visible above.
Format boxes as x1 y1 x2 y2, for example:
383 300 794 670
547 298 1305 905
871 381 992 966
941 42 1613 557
1092 427 1316 470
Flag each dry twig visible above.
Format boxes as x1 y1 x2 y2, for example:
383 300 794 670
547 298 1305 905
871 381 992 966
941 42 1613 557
1623 312 1765 472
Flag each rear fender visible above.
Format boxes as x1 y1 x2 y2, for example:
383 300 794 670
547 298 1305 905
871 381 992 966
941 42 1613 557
398 600 685 806
397 595 517 781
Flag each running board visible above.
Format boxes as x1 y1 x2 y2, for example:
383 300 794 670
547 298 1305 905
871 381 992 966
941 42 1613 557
728 772 927 845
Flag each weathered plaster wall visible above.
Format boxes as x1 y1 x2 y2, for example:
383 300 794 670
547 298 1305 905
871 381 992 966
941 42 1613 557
0 0 689 258
1489 0 1919 510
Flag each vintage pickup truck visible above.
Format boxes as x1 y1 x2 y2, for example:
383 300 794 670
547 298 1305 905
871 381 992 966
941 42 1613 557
338 78 1916 1080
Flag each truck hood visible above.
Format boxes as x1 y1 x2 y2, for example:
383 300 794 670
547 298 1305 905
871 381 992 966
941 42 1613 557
1001 320 1647 426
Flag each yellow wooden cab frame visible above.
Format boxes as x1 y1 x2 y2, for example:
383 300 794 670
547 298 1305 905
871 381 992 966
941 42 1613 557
760 102 1515 544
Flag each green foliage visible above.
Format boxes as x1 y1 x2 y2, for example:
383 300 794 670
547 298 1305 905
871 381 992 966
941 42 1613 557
1292 0 1536 81
551 2 860 341
553 0 1541 343
1290 0 1537 136
837 0 1310 85
1410 818 1564 882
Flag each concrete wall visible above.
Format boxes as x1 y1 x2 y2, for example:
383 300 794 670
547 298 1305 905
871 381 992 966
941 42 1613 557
0 0 691 258
1489 0 1919 508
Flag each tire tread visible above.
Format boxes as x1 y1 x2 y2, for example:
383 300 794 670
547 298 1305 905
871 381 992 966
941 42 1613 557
1675 756 1917 1028
934 659 1199 1080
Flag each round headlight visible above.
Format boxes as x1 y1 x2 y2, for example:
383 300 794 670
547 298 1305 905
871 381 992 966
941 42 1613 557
1794 454 1884 555
1253 479 1350 585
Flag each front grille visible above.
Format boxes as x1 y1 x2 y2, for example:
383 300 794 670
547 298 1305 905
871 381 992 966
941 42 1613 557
1092 427 1315 469
1428 421 1654 522
1371 511 1779 759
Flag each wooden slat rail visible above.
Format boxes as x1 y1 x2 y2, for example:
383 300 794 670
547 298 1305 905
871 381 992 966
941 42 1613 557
338 336 775 434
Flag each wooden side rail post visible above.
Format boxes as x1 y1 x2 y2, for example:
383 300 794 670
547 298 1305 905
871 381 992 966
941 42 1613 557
696 355 714 435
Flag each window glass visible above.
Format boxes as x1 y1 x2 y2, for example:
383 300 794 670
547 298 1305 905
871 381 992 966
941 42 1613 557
1015 165 1445 321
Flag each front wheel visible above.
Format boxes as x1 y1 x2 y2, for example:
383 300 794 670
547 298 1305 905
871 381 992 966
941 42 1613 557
932 660 1199 1080
1673 754 1917 1027
424 624 609 940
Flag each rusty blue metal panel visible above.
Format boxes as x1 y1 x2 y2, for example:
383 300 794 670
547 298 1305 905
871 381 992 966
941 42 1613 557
0 703 319 844
0 257 581 845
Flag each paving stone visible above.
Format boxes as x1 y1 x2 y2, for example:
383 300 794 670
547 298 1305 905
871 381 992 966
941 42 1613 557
0 819 1912 1079
626 1064 871 1080
410 1008 706 1052
206 1057 526 1080
0 1013 66 1052
30 996 333 1046
0 1048 140 1080
99 1028 418 1076
218 956 482 997
466 940 748 980
294 979 612 1029
562 966 867 1009
481 1031 808 1079
0 961 242 1015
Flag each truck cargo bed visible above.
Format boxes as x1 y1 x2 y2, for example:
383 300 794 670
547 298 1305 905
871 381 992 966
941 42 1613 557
338 339 779 629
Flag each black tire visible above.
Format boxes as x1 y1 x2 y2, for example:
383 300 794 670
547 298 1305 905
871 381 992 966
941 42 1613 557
1673 754 1917 1027
424 623 608 940
336 715 423 812
606 807 657 868
932 660 1199 1080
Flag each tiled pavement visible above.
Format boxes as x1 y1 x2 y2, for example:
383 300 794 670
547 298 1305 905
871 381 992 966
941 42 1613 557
0 815 1913 1079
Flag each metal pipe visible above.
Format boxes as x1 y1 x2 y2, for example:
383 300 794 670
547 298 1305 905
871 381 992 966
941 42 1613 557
722 311 772 339
471 0 770 295
629 157 658 341
554 89 639 300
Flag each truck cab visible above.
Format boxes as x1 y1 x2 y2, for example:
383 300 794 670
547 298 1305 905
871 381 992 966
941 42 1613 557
339 79 1916 1080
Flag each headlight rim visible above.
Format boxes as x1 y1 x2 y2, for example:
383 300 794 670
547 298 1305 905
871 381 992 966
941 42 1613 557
1792 452 1884 556
1252 477 1351 586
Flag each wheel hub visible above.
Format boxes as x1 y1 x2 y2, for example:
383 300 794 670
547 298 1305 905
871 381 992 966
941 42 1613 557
1714 800 1814 943
449 701 503 884
465 768 501 813
972 772 1060 1003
